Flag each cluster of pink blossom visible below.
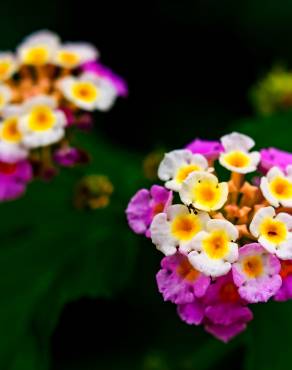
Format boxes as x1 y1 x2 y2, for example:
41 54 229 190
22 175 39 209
126 133 292 342
0 30 127 201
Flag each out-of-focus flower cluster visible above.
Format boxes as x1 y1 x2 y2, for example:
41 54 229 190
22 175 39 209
126 132 292 342
251 66 292 115
0 30 127 202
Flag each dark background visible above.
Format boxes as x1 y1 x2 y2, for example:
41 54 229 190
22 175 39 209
3 1 292 369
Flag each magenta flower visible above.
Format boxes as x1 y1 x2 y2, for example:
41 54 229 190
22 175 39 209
274 260 292 301
202 273 253 342
59 107 75 126
177 300 205 325
177 272 253 342
81 61 128 97
260 147 292 173
232 243 282 303
54 147 88 167
205 322 249 343
126 185 172 237
0 160 32 201
156 252 210 304
185 138 223 161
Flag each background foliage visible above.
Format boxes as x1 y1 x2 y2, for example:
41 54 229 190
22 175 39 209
1 1 292 369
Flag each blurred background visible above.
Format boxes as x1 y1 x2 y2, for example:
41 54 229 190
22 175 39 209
3 1 292 369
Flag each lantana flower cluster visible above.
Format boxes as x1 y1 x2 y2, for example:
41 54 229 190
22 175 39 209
126 132 292 342
0 30 127 201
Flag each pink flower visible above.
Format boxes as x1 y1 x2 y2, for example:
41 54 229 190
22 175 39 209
185 138 223 160
202 273 253 342
0 160 32 201
177 300 205 325
260 148 292 173
232 243 282 303
156 252 210 304
126 185 172 237
54 147 89 167
274 260 292 301
205 322 249 343
81 61 128 97
59 107 75 126
177 273 253 342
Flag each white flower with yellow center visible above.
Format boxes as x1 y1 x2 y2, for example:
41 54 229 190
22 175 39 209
219 132 260 174
59 73 117 111
19 95 66 148
188 219 239 277
0 53 18 81
17 30 60 66
158 150 209 192
250 206 292 259
260 166 292 207
150 204 210 256
179 171 228 212
0 84 12 111
0 106 28 163
55 43 98 69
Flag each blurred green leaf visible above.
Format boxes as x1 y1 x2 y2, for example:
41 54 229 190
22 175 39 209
0 130 142 369
244 301 292 370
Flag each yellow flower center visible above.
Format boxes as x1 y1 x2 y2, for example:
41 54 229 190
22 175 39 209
72 82 99 103
28 106 56 131
259 217 287 244
0 61 12 80
176 164 201 183
1 117 22 142
203 230 229 259
223 150 251 168
171 214 202 241
192 180 223 209
242 255 263 278
57 51 80 68
23 46 49 65
269 176 292 200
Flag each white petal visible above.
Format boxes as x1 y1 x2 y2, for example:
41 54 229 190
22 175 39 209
212 182 228 211
158 149 192 181
164 179 181 191
0 141 28 162
219 151 259 174
276 213 292 230
281 199 292 208
188 230 209 252
188 251 231 277
23 95 57 111
190 153 208 170
249 151 261 167
2 104 23 118
267 166 284 181
220 132 255 152
21 30 60 48
277 235 292 259
150 213 177 255
206 219 238 241
286 165 292 179
250 206 276 237
196 211 211 227
258 236 277 254
225 242 239 263
55 42 98 67
167 204 189 220
260 177 279 207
